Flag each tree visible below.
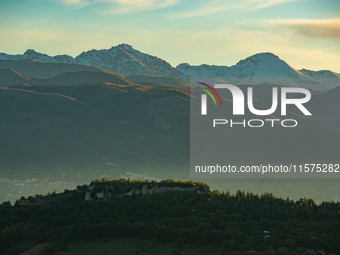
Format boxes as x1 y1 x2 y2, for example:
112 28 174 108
220 239 236 253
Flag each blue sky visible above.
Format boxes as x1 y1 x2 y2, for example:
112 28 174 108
0 0 339 72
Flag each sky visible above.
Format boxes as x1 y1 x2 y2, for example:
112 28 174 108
0 0 339 72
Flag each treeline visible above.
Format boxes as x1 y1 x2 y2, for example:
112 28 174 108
0 179 339 255
86 178 208 195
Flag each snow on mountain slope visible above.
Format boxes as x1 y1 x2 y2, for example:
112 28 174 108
297 69 340 90
176 63 231 78
177 53 303 78
0 44 187 81
0 49 62 63
74 44 186 80
299 69 340 79
230 53 305 78
177 53 339 91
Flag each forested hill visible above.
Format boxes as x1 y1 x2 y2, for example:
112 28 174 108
0 179 340 255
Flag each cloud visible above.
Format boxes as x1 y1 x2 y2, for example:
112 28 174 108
250 0 303 9
104 0 179 14
1 25 340 73
0 30 61 49
267 18 340 40
58 0 303 15
58 0 179 13
172 0 303 19
153 26 340 72
61 0 83 3
57 0 95 11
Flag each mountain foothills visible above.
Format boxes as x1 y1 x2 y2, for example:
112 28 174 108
0 178 340 255
1 44 340 90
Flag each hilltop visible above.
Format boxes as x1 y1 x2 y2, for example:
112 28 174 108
16 179 209 206
0 178 339 255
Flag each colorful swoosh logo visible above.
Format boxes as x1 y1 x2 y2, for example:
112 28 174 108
198 82 223 106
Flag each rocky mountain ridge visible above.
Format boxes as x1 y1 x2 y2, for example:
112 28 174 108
176 53 340 91
0 44 187 80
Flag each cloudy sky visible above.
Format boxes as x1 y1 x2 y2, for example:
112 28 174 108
0 0 339 72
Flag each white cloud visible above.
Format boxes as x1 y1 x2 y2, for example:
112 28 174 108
58 0 303 15
266 18 340 40
1 25 340 72
61 0 83 3
104 0 178 14
58 0 179 13
250 0 304 9
172 0 304 18
153 26 340 72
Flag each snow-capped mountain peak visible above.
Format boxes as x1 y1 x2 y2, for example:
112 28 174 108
176 52 340 90
73 44 186 79
176 52 301 79
21 49 59 63
23 49 38 55
236 52 280 65
0 49 57 63
116 43 133 49
229 52 305 78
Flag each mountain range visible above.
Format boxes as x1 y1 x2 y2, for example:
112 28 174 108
178 53 340 90
0 44 187 81
0 45 340 203
1 44 339 91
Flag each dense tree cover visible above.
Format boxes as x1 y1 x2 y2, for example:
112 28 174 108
0 179 339 255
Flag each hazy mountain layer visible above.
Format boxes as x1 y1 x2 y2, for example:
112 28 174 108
0 67 189 88
0 59 113 79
